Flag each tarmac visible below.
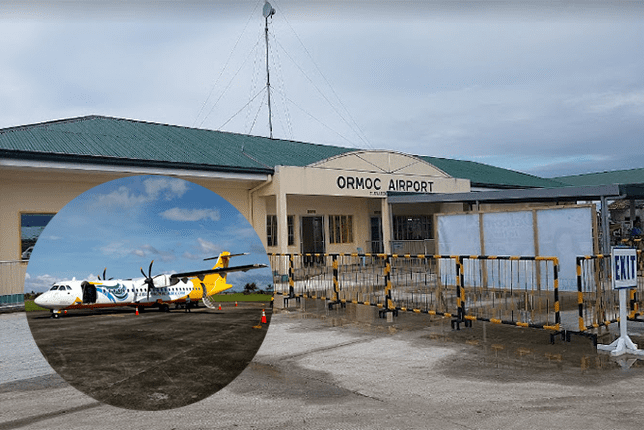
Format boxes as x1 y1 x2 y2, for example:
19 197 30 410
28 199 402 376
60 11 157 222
25 302 272 411
3 297 644 429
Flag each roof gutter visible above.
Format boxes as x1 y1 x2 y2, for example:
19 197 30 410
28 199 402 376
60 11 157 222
0 150 273 181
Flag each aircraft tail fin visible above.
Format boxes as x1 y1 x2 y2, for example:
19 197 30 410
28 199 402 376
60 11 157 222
200 252 235 296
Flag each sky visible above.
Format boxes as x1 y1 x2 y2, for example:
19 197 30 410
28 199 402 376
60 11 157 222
24 175 273 293
0 1 642 178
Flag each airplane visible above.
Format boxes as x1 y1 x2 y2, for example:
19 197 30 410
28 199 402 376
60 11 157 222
34 252 267 318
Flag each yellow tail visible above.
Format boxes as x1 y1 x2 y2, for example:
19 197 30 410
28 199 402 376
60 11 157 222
201 252 233 296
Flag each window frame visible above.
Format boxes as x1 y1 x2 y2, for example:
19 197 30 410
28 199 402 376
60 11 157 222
328 215 354 244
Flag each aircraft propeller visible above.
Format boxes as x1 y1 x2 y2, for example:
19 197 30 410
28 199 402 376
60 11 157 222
98 268 113 281
140 260 157 300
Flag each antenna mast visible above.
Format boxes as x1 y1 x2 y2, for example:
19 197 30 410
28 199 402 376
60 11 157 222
263 1 276 139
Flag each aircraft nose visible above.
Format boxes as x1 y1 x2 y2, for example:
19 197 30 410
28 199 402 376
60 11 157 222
34 294 46 307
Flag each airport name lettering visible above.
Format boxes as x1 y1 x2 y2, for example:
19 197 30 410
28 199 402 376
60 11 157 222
336 176 433 193
614 254 637 281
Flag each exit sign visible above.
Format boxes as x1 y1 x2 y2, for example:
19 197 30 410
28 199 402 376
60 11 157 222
612 248 638 289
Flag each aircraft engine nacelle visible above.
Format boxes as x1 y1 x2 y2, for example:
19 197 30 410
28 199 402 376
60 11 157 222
152 274 174 288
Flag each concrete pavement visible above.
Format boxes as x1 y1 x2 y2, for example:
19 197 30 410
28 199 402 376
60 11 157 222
3 300 644 429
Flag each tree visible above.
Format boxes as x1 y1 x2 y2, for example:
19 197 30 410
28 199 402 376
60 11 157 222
243 282 257 295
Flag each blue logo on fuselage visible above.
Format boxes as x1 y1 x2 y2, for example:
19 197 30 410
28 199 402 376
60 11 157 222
97 283 128 302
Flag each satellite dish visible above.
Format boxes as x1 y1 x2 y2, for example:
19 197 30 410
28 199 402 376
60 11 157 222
263 1 275 18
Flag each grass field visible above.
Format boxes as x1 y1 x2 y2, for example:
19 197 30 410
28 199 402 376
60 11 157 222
211 293 273 302
24 300 47 312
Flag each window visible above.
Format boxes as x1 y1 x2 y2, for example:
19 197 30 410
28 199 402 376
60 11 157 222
287 215 295 246
393 215 433 240
329 215 353 244
267 215 278 247
20 213 55 260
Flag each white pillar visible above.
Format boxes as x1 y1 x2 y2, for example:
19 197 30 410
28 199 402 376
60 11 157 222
381 197 392 255
276 190 288 255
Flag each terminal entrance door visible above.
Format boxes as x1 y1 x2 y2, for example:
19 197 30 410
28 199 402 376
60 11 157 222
301 216 325 266
370 217 383 253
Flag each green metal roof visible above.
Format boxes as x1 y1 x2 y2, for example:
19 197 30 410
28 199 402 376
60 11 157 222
555 169 644 187
419 156 566 189
0 115 561 188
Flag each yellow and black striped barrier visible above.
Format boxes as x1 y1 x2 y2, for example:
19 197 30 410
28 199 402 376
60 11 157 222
453 255 561 338
270 253 564 342
571 252 644 345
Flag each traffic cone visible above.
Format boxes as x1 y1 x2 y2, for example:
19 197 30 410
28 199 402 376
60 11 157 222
235 301 238 307
135 307 139 316
218 304 222 311
261 309 267 324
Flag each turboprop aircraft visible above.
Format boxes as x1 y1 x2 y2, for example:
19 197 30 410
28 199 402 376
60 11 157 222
34 252 267 318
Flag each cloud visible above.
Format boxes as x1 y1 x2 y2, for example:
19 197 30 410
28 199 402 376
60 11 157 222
571 90 644 114
159 207 221 222
143 177 188 200
131 244 176 263
94 186 149 208
24 273 60 293
91 177 189 210
98 241 133 258
182 251 201 260
196 238 221 255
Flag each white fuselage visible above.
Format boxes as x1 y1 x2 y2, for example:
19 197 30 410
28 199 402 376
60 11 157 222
34 276 200 313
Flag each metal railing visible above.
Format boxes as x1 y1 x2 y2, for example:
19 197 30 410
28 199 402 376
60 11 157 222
0 260 27 295
270 253 561 333
574 252 644 337
458 256 560 331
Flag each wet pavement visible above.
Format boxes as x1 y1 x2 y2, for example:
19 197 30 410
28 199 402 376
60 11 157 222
24 302 272 411
3 298 644 429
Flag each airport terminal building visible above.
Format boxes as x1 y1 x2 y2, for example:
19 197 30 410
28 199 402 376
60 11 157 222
0 115 625 302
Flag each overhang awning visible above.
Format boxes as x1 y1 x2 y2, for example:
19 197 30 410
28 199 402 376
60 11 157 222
387 183 644 255
388 183 644 205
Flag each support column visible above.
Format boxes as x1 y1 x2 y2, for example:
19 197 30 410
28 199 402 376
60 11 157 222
381 198 392 255
276 189 289 255
601 196 610 254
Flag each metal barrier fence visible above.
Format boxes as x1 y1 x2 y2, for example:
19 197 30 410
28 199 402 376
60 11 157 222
458 256 560 331
575 253 644 337
0 294 24 305
575 255 619 334
270 253 561 333
0 260 27 308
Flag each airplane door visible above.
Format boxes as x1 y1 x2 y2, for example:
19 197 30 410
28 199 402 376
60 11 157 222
81 281 97 304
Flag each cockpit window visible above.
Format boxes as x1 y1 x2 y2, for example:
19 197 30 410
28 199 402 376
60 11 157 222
50 285 59 290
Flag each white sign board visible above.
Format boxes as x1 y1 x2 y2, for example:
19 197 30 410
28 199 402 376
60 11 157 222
436 206 594 291
612 248 638 289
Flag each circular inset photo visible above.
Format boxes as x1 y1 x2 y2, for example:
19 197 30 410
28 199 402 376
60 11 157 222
24 175 273 410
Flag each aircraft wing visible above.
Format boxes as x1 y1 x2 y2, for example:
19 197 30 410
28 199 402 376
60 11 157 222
170 264 268 280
